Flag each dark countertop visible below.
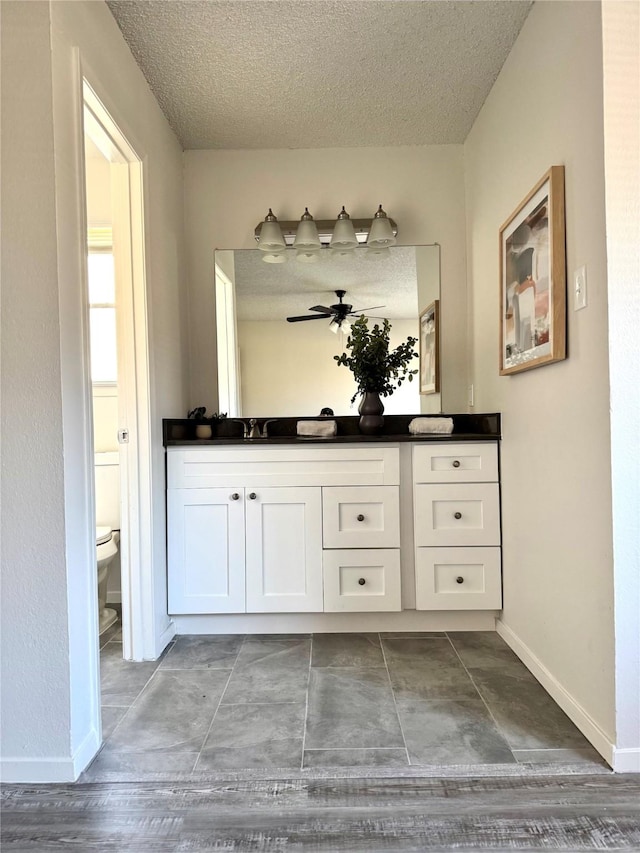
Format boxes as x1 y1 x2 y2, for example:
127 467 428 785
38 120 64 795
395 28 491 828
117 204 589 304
163 413 501 447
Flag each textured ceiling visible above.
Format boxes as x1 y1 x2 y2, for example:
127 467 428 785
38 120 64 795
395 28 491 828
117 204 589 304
107 0 532 150
227 246 420 322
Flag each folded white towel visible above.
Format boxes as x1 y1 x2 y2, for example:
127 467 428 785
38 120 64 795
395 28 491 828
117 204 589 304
297 420 337 437
408 417 454 435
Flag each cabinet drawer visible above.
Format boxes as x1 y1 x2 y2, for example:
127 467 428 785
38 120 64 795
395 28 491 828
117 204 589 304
415 547 502 610
323 549 401 612
414 483 500 546
167 446 399 488
322 486 400 549
413 443 498 484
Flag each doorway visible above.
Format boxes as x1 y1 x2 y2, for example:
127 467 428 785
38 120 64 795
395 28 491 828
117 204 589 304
82 81 153 665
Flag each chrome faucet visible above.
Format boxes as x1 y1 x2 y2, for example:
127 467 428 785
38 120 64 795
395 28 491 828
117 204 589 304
248 418 261 439
228 418 249 438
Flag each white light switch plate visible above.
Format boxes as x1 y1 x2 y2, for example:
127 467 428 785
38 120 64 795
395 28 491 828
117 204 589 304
574 265 587 310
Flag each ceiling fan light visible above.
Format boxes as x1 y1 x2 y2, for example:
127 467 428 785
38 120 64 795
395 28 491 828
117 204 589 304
330 207 358 250
293 208 321 250
258 209 286 252
328 318 340 334
341 318 353 334
366 204 397 248
262 250 287 264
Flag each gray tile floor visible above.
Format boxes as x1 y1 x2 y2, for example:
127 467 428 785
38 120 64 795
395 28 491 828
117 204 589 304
87 627 606 779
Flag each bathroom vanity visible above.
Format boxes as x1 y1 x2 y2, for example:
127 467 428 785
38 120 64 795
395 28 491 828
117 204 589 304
164 414 502 633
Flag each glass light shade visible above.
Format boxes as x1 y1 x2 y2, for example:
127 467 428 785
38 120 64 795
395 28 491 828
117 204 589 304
330 208 358 249
293 208 321 250
341 318 353 334
258 210 286 252
296 248 321 263
262 250 287 264
366 205 397 248
328 319 340 334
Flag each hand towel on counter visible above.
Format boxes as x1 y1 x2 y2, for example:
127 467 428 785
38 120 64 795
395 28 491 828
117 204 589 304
297 420 337 437
408 417 454 435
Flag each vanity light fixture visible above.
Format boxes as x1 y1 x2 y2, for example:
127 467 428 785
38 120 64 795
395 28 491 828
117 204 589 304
366 205 397 248
257 209 286 253
293 208 321 251
254 206 398 258
330 207 358 250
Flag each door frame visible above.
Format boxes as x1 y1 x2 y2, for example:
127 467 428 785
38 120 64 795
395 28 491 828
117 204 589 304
83 81 155 662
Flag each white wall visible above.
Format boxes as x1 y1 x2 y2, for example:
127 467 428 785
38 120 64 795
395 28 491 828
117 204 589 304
1 0 74 772
465 1 616 749
238 318 420 417
0 0 188 781
601 1 640 771
184 146 468 414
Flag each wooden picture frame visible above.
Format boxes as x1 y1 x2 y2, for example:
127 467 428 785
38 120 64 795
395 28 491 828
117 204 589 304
419 299 440 394
499 165 566 375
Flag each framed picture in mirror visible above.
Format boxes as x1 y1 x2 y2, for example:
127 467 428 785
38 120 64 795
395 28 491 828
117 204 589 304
499 165 566 375
419 299 440 395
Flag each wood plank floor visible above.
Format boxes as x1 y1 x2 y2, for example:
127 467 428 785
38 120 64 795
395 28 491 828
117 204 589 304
2 773 640 851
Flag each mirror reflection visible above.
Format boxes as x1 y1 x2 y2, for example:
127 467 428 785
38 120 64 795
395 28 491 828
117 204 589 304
215 245 440 418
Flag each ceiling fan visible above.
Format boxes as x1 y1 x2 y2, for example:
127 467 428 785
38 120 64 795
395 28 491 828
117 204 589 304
286 290 384 328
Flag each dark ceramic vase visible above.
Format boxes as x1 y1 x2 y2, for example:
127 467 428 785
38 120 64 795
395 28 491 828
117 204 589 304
358 391 384 434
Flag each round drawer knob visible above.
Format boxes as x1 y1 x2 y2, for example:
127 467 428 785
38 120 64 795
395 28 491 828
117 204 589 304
454 511 462 520
357 514 365 522
452 460 461 468
230 493 240 501
248 492 257 500
456 576 464 584
358 577 366 586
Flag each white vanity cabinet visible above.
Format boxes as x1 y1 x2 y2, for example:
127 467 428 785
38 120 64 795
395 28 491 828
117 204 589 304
166 440 501 619
413 443 502 610
167 445 401 616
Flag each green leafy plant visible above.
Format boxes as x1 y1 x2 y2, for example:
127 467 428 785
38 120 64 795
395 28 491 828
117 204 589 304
187 407 227 423
334 316 418 404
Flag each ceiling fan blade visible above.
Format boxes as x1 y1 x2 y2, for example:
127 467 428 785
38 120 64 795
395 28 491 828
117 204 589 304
347 304 386 315
286 314 330 323
309 305 334 314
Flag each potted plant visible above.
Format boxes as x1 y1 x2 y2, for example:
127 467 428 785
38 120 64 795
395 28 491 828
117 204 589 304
187 407 227 439
334 317 418 433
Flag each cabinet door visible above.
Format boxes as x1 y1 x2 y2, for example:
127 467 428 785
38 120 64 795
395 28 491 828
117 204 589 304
245 487 323 612
168 488 245 614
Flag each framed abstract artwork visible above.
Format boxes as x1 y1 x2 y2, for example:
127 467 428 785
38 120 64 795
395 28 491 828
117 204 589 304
499 165 566 375
419 299 440 394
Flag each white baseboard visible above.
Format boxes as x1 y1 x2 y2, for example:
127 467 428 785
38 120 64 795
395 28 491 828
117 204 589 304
155 619 176 657
172 610 498 635
612 748 640 773
72 727 101 777
496 620 616 769
1 728 100 783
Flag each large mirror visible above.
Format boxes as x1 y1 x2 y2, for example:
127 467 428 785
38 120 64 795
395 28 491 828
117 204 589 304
215 245 441 418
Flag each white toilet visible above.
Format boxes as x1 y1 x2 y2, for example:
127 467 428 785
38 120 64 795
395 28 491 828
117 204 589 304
95 451 120 634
